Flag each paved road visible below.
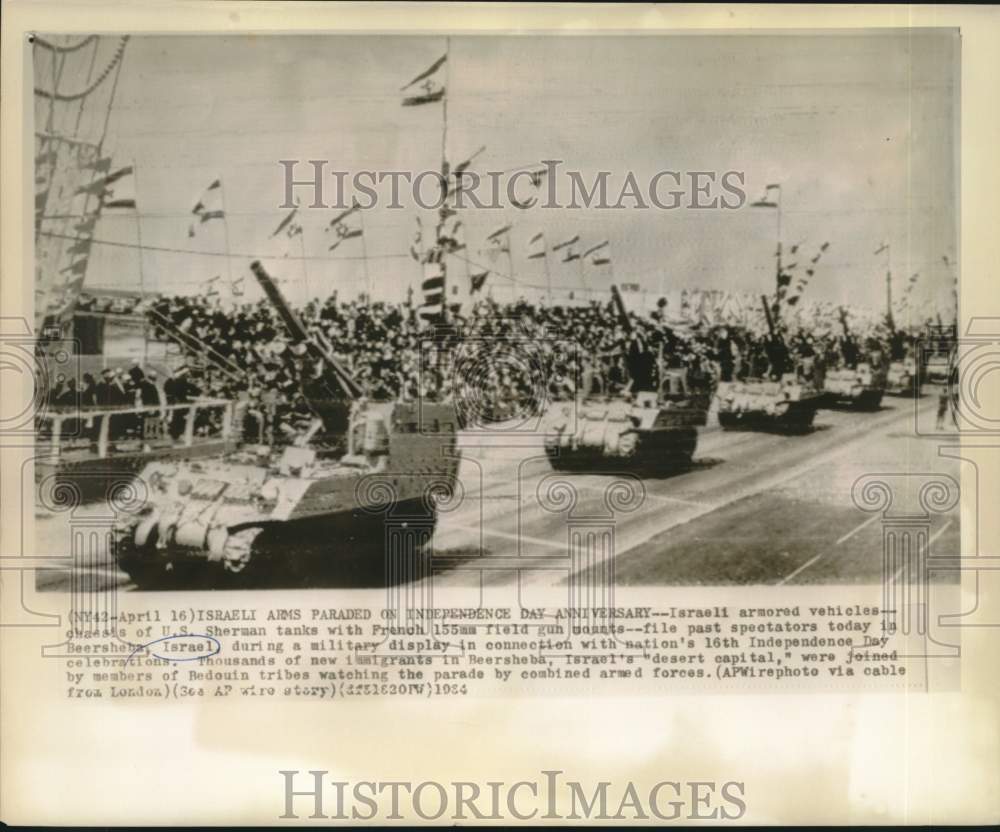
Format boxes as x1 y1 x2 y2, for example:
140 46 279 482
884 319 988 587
34 395 959 591
434 395 960 587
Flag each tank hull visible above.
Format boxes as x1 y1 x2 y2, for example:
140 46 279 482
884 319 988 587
821 365 886 411
544 426 698 473
885 362 921 397
112 400 460 590
543 392 706 475
116 496 437 589
714 378 821 434
35 440 232 504
716 399 818 433
822 388 884 411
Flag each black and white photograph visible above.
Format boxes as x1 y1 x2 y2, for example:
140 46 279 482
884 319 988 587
32 30 960 591
5 3 1000 827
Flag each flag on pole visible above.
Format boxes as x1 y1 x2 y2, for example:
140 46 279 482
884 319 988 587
325 201 363 251
66 238 92 257
103 168 137 210
552 234 580 251
60 259 89 277
483 224 511 259
410 216 424 262
401 54 447 106
76 165 134 196
470 270 489 294
583 240 610 265
437 226 465 254
751 183 780 208
527 231 546 259
271 205 300 239
453 145 486 176
86 156 113 173
486 223 512 242
327 202 361 229
327 224 363 252
188 178 224 235
74 216 98 235
510 167 549 209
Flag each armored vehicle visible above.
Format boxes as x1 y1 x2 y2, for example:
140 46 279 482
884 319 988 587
921 322 957 385
543 285 709 473
113 262 459 588
822 308 888 410
882 283 921 397
885 357 920 396
715 295 823 432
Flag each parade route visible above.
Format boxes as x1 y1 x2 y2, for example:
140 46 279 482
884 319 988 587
32 395 960 593
434 394 960 588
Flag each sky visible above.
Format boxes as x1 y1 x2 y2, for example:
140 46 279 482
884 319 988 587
36 31 959 316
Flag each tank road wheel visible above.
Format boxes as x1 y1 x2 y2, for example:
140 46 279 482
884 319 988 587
718 411 741 431
117 547 167 590
781 406 817 434
215 528 263 586
544 435 568 470
857 390 884 411
117 535 197 590
654 427 698 472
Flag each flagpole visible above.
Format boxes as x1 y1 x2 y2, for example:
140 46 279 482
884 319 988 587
441 37 451 170
775 186 782 327
440 38 451 324
461 223 471 301
298 228 309 307
542 232 552 303
131 158 149 362
884 242 892 327
504 230 516 304
776 184 782 254
217 177 235 296
359 208 372 301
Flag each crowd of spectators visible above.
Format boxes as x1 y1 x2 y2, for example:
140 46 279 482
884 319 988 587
42 290 922 448
144 291 917 421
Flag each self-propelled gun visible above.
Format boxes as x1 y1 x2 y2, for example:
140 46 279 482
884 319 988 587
822 307 888 409
543 285 710 473
114 262 460 588
715 295 824 432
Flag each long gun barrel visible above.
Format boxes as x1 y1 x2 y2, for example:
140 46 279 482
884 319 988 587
838 306 851 338
761 294 790 377
610 284 632 333
761 294 777 340
885 271 896 333
250 261 364 400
